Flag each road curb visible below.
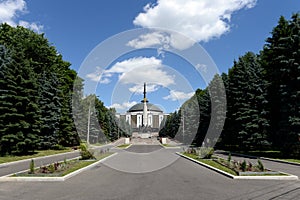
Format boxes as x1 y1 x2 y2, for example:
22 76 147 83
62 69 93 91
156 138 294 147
0 153 117 182
176 152 298 180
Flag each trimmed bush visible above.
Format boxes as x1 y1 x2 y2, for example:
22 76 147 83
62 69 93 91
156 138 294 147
29 159 35 174
79 143 95 160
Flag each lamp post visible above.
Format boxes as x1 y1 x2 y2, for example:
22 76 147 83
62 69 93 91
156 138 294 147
182 112 185 144
87 101 91 146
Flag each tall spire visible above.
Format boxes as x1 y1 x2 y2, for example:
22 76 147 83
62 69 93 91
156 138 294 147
142 82 148 127
141 82 149 103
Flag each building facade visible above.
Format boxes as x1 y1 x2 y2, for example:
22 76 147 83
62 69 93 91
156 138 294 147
116 83 168 132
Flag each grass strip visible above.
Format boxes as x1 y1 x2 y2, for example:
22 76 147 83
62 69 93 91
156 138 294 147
183 153 237 176
280 159 300 164
60 160 95 176
116 144 131 148
13 152 114 177
0 149 72 164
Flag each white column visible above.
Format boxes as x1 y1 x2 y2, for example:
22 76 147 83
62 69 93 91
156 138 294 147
143 101 148 126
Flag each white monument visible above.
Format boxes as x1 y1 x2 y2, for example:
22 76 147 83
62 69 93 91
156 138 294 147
142 82 148 127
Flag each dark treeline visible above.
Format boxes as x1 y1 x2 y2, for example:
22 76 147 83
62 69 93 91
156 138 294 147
160 14 300 158
0 24 129 156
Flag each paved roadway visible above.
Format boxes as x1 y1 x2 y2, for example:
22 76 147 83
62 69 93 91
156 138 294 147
0 144 113 177
0 145 299 200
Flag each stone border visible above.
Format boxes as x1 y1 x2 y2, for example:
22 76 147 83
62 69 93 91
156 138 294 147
0 153 117 182
176 152 298 180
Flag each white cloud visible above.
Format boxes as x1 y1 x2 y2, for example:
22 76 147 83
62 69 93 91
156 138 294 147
195 63 208 73
19 20 43 33
99 78 111 84
85 57 177 96
132 0 257 49
163 90 194 101
127 32 170 49
0 0 43 32
86 66 102 82
98 57 175 91
0 0 25 25
110 101 138 111
128 83 160 94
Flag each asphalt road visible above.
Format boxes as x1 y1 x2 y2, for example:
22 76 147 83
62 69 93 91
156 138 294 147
0 144 113 177
0 145 299 200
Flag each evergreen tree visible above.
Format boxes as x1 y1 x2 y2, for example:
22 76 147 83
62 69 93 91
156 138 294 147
0 24 80 154
194 89 211 146
261 14 300 157
207 74 227 147
38 71 61 149
227 52 269 150
0 45 40 155
176 96 200 145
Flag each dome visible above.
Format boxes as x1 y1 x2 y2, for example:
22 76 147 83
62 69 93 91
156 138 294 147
128 103 163 113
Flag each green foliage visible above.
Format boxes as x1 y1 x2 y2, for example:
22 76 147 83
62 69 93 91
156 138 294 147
51 144 66 150
261 14 300 155
157 13 300 159
257 160 265 172
0 24 79 155
227 153 231 163
79 143 95 160
240 160 247 172
197 147 214 159
29 159 35 174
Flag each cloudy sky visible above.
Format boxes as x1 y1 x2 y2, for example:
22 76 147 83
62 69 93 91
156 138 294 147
0 0 299 113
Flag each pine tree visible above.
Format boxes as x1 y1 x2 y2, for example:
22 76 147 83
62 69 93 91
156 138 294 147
38 71 62 149
261 14 300 157
227 52 269 150
194 89 211 146
0 45 40 155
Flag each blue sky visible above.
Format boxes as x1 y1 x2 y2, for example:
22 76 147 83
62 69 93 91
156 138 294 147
0 0 299 113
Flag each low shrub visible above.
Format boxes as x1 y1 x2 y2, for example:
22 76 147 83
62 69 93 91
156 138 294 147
257 159 265 171
240 160 247 172
29 159 35 174
79 143 95 160
198 147 214 159
51 144 66 150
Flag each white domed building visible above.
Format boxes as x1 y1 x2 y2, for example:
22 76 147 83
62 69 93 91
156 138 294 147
116 83 168 133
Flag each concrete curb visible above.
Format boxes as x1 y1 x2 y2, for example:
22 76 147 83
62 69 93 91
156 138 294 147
176 152 298 180
0 153 117 182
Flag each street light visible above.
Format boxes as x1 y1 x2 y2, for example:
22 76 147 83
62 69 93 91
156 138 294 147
87 101 91 146
182 112 185 144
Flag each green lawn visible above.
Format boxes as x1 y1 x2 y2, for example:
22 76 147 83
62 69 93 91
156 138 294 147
13 152 114 177
182 153 286 176
116 144 131 148
0 149 73 164
183 153 238 175
233 150 300 164
162 144 176 147
280 159 300 164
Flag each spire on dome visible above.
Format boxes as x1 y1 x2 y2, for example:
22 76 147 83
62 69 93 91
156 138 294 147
141 82 149 103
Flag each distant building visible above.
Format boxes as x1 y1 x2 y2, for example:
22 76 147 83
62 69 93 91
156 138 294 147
116 83 168 132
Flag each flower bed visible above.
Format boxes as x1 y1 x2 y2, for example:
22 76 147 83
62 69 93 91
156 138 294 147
13 152 113 177
182 148 289 177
